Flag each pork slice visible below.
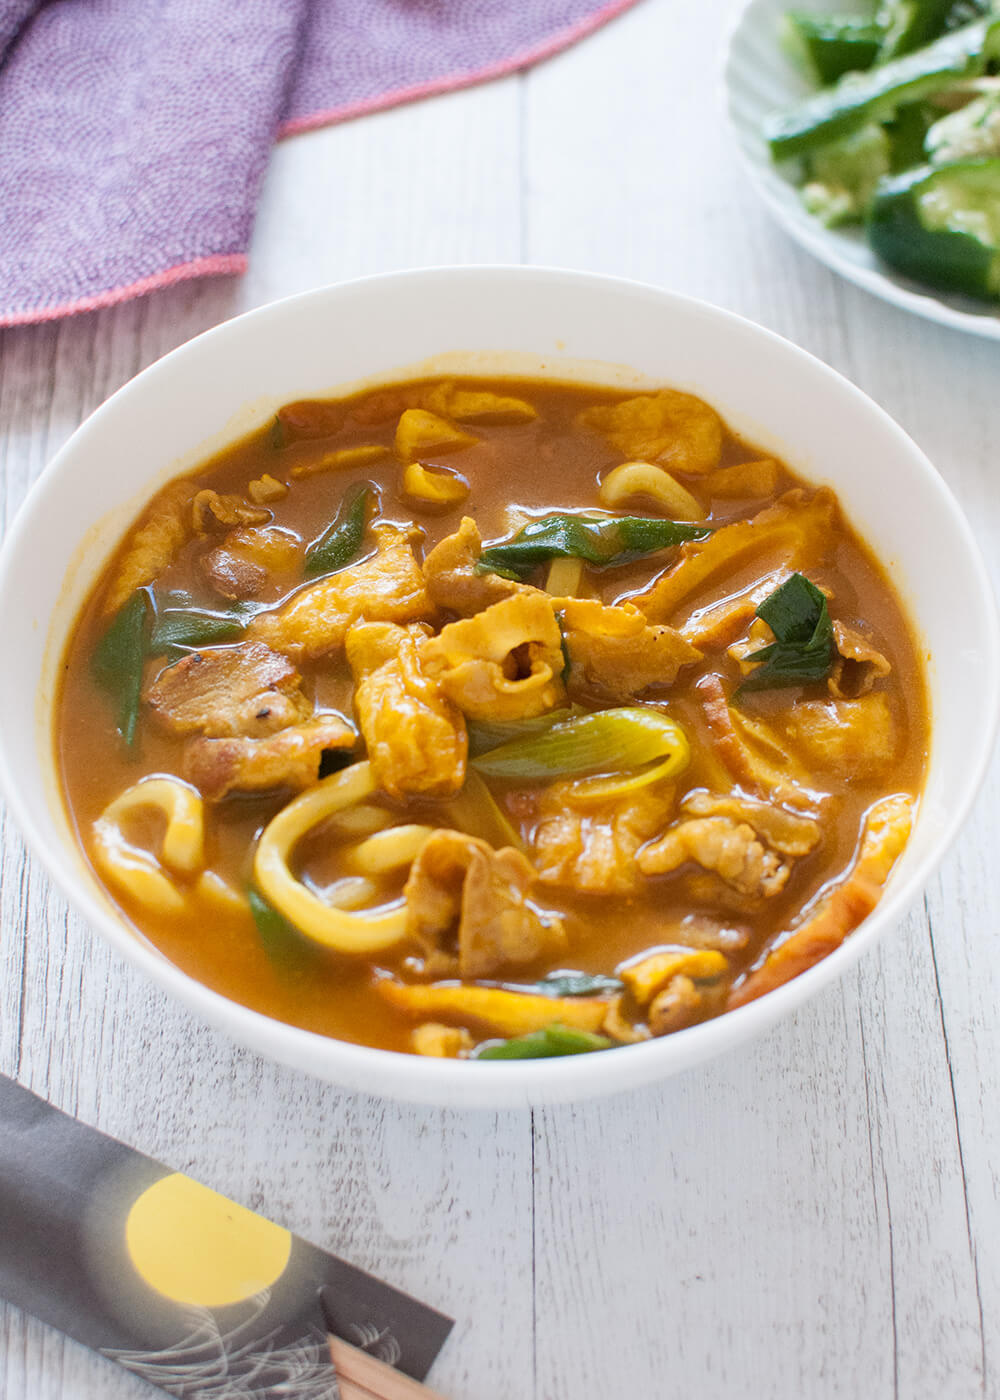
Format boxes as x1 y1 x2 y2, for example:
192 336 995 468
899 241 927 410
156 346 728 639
638 816 790 898
405 828 566 979
829 621 892 699
183 713 356 801
144 642 311 738
201 548 268 600
560 598 701 703
533 782 675 896
192 489 270 533
680 790 821 857
422 517 536 616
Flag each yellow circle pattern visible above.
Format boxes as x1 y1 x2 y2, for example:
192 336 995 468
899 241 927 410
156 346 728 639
125 1173 292 1308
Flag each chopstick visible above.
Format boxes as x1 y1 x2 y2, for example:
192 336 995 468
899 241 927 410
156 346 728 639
328 1335 447 1400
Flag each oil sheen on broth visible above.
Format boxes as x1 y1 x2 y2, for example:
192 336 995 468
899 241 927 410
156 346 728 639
56 378 928 1060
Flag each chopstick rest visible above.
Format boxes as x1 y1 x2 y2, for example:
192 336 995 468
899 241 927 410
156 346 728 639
0 1074 452 1397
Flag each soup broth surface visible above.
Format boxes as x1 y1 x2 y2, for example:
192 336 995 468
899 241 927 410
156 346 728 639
57 377 928 1058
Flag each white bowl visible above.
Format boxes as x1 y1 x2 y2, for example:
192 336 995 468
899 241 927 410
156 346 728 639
725 0 1000 340
0 266 996 1107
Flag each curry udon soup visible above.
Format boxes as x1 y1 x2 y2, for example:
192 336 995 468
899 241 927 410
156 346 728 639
57 377 928 1061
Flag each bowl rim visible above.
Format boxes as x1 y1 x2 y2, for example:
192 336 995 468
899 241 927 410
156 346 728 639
721 0 1000 341
2 262 997 1107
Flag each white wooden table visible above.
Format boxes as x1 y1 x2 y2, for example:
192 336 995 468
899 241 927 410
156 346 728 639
2 4 999 1397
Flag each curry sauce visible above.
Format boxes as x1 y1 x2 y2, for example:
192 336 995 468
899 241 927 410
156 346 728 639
56 378 929 1059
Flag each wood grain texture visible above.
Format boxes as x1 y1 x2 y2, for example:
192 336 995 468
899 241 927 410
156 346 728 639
2 3 999 1397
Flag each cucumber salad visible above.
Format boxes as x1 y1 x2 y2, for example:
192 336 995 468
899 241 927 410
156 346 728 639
765 4 1000 300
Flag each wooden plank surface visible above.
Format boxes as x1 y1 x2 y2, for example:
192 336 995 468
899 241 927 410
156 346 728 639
1 4 998 1397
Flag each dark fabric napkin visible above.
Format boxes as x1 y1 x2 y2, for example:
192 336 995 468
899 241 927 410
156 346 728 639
0 0 636 328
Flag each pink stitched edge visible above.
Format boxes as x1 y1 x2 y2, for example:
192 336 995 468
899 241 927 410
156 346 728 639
279 0 640 137
1 0 638 328
0 254 247 329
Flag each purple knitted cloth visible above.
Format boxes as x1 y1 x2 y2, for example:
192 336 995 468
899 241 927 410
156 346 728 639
0 0 637 327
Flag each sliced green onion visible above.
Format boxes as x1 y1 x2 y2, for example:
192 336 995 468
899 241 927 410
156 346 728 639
91 589 151 749
248 886 321 972
304 483 373 578
477 513 710 580
475 1024 613 1060
439 771 525 851
467 707 580 758
149 602 258 656
472 707 690 793
736 572 835 696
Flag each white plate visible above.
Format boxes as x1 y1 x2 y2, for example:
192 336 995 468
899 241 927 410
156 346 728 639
724 0 1000 339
